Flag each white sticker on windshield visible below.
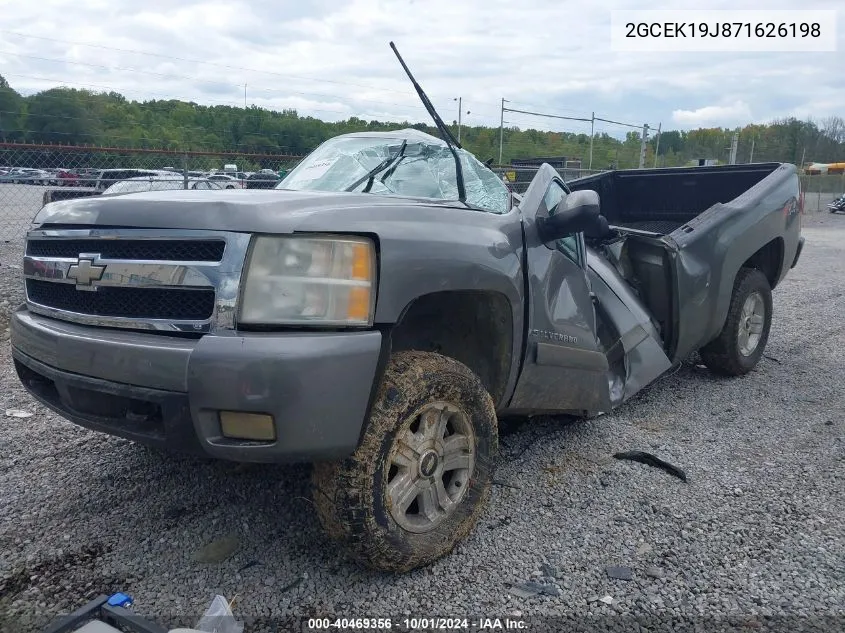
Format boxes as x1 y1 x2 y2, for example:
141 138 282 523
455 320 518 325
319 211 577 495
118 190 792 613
296 158 335 181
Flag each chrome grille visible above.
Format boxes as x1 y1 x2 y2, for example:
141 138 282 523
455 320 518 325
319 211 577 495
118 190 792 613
26 279 216 320
26 239 226 262
22 228 252 333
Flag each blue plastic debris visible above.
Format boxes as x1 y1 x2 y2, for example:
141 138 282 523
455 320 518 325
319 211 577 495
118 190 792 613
106 592 133 608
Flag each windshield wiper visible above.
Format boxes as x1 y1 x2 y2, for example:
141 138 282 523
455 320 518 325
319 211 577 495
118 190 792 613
378 150 411 186
389 42 466 204
344 140 408 193
366 141 407 192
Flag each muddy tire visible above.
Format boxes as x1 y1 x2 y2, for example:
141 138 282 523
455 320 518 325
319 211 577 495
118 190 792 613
700 267 773 376
312 351 498 572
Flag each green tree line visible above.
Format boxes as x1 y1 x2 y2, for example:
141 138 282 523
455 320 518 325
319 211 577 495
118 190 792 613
1 75 843 168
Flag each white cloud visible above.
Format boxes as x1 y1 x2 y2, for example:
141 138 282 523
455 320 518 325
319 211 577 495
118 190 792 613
672 101 754 128
0 0 841 135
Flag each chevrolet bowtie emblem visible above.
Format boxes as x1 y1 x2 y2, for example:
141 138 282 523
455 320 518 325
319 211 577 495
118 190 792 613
67 256 106 287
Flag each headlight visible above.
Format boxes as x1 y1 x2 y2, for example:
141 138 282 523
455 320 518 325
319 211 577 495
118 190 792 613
239 235 376 326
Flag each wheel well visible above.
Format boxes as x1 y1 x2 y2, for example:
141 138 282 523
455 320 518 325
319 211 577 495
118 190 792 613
741 237 783 289
389 291 514 406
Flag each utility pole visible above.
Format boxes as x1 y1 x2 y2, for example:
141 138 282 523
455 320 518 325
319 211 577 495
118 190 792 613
454 97 462 143
458 97 462 143
799 147 806 170
652 122 662 168
498 98 506 166
638 124 649 168
588 112 595 170
729 130 739 165
749 138 755 163
244 84 247 109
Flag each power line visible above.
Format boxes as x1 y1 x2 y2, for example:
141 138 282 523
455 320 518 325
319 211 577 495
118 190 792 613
503 101 656 131
503 106 592 123
504 101 595 118
594 116 646 130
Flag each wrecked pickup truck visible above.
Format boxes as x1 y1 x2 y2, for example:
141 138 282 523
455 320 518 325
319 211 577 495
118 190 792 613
9 130 805 571
9 48 804 573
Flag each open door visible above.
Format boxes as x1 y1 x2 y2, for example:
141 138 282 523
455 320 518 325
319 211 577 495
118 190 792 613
585 252 674 406
507 164 612 415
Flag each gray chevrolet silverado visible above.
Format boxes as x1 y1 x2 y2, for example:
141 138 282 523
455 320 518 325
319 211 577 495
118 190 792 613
8 51 804 571
9 129 804 571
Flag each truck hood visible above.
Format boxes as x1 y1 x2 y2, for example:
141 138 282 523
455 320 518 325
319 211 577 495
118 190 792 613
33 188 461 234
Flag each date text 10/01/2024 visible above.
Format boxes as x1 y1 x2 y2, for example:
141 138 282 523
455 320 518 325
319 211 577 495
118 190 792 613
306 618 527 630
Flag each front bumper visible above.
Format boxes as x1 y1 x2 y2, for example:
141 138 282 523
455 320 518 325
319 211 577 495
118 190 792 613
10 307 383 463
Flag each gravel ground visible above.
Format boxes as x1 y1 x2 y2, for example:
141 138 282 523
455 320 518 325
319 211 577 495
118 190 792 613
0 213 843 633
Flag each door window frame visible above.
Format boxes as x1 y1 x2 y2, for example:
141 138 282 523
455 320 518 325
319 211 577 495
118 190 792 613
543 178 587 269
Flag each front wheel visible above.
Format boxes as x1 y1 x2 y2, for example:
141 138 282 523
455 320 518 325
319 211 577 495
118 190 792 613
700 267 773 376
312 351 498 572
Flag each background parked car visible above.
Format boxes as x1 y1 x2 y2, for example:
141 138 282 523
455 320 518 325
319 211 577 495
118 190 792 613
206 174 245 189
0 169 21 183
245 171 282 189
12 168 53 185
41 169 63 186
71 168 99 187
57 169 82 186
101 175 224 196
93 169 169 190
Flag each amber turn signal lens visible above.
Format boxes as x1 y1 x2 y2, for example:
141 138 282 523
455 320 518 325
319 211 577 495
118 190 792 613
351 242 372 280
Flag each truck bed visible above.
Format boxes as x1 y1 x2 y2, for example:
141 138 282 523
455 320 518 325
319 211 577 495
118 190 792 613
573 161 801 365
568 163 783 236
611 219 685 234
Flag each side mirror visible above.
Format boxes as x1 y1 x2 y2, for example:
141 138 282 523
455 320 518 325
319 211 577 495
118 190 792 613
536 190 602 243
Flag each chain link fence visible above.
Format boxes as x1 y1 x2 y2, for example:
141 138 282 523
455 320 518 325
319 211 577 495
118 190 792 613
492 166 609 194
1 142 841 241
0 143 303 241
800 173 845 213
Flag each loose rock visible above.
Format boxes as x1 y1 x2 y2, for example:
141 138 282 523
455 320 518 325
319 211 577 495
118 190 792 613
606 565 633 581
191 533 240 564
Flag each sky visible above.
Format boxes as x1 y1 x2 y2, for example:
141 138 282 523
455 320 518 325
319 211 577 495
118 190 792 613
0 0 842 138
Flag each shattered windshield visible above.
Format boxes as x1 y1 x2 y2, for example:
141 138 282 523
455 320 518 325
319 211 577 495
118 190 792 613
276 130 510 214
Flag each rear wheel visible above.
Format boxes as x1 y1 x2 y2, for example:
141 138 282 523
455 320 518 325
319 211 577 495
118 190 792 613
700 267 773 376
312 351 498 572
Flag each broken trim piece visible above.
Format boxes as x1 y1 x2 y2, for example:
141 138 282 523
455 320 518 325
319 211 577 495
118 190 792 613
613 450 687 482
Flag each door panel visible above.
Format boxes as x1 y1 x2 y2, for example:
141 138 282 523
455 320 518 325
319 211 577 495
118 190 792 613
508 164 611 414
587 250 673 405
